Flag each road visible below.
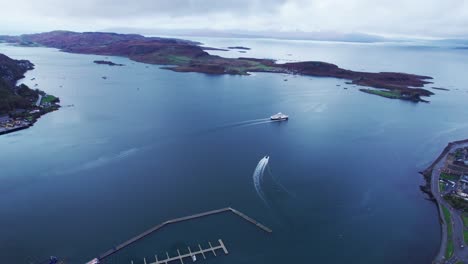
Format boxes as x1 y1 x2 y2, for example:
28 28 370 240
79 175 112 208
431 142 468 263
35 94 42 107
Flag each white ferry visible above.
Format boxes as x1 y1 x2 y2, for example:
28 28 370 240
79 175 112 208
270 112 289 121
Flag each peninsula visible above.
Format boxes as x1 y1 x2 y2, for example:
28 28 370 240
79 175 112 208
0 31 434 102
0 53 60 135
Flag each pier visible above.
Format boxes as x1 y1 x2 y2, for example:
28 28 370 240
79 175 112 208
89 207 271 263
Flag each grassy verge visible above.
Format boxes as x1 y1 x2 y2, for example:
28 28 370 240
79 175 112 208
447 240 454 260
462 214 468 226
442 205 454 259
439 182 446 192
463 214 468 244
443 206 453 237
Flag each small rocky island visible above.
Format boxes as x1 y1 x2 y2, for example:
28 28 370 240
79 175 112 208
228 46 251 50
93 60 124 66
0 53 60 135
432 87 450 91
0 30 435 102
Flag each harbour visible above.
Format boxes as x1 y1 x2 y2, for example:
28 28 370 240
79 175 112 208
1 37 466 263
89 208 271 263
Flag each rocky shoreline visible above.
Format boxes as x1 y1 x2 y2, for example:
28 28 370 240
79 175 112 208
419 139 468 199
419 139 468 263
420 139 468 181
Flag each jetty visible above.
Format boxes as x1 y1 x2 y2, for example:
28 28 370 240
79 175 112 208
87 207 271 264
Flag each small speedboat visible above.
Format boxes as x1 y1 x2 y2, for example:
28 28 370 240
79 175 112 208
270 112 289 121
192 255 197 262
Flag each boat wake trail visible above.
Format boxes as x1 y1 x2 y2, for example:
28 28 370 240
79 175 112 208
238 119 283 128
200 118 274 135
252 154 295 225
253 156 270 206
51 147 139 175
266 165 294 198
218 118 271 129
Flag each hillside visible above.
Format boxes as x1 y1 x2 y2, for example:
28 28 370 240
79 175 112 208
0 54 37 114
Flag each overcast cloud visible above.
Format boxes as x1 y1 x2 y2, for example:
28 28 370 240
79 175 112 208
1 0 467 38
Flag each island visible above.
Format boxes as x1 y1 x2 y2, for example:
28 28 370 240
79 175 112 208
228 46 251 50
420 139 468 263
93 60 124 66
432 87 450 91
0 30 435 102
0 53 60 135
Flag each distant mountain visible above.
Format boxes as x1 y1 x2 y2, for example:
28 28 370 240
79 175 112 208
0 30 200 49
430 38 468 49
433 38 468 45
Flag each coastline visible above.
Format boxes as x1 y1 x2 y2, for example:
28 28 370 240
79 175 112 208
0 123 32 135
0 53 61 137
0 106 60 136
421 139 468 176
420 139 468 263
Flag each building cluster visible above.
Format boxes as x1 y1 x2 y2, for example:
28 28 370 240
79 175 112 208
459 175 468 198
0 93 60 135
454 147 468 166
441 147 468 200
0 115 30 133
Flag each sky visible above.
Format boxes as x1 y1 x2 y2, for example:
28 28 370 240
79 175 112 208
1 0 467 38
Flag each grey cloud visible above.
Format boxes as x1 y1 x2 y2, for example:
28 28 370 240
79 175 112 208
2 0 468 38
26 0 288 18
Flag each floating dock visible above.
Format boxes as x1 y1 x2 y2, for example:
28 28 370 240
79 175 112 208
90 207 271 263
133 239 229 264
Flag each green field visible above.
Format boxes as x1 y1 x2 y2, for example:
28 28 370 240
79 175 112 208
359 89 402 99
441 172 460 181
41 94 58 105
445 195 468 210
166 55 191 65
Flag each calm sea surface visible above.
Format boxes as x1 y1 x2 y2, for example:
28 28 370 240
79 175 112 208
1 37 468 264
